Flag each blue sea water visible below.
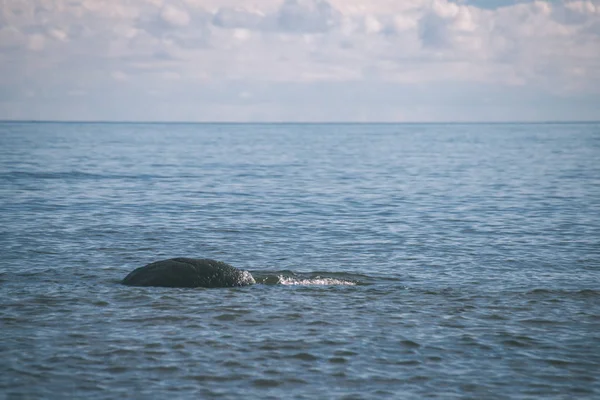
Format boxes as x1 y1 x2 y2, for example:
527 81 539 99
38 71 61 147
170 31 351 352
1 122 599 399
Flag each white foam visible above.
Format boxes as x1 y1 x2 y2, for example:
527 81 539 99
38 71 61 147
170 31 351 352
239 270 256 285
277 275 356 286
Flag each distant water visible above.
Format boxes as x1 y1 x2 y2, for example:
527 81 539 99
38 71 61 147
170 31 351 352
1 122 599 399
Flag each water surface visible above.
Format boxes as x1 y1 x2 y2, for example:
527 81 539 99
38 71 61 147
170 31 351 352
1 122 599 399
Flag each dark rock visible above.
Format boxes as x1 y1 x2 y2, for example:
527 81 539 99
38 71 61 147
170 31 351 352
122 258 255 288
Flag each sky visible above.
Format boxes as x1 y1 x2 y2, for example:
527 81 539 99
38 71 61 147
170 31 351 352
0 0 599 122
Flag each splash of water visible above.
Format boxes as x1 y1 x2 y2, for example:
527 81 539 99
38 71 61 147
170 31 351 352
239 270 256 285
276 275 356 286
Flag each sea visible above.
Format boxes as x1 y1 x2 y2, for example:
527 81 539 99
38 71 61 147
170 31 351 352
1 122 599 399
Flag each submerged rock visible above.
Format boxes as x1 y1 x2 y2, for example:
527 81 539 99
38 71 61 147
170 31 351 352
122 258 255 288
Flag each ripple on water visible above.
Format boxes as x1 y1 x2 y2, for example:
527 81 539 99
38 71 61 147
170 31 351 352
2 122 600 399
252 378 281 388
399 339 421 348
290 352 319 361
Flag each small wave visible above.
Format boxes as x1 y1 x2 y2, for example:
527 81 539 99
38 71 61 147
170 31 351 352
4 171 104 180
2 171 167 181
276 275 356 286
524 288 600 298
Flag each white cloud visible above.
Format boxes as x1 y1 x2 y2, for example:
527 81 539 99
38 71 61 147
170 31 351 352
232 28 251 40
0 0 599 121
160 4 191 27
111 71 128 81
276 0 340 33
364 15 383 34
212 7 266 29
0 26 25 49
27 34 46 51
49 29 69 41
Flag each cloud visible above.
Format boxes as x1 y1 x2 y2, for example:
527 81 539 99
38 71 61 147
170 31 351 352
0 0 599 121
0 26 25 50
27 34 46 51
212 7 266 29
161 5 191 27
276 0 340 33
210 0 340 33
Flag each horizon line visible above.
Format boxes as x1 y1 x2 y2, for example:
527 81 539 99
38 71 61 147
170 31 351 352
1 119 599 125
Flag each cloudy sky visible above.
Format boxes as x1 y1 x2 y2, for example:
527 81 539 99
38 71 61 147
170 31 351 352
1 0 599 121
